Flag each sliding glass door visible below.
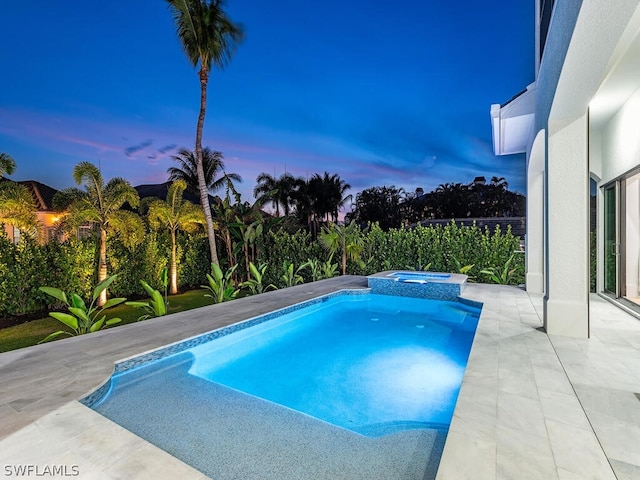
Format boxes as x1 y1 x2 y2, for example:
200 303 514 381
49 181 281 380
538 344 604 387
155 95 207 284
604 183 618 295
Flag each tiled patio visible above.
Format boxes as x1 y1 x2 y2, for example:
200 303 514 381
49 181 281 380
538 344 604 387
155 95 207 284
0 277 639 479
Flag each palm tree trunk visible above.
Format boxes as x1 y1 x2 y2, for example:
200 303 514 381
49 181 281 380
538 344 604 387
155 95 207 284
245 242 250 281
342 239 347 275
98 227 108 305
225 228 234 268
196 67 219 266
170 229 178 294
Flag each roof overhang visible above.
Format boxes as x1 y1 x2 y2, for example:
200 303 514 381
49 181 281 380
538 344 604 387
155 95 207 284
490 82 536 156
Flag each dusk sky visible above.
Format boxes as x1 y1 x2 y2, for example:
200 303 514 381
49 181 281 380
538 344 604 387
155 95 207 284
1 1 533 211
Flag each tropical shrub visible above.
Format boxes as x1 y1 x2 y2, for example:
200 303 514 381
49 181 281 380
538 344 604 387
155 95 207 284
125 279 168 321
280 261 305 288
38 275 125 342
241 262 277 295
202 263 239 304
0 220 524 321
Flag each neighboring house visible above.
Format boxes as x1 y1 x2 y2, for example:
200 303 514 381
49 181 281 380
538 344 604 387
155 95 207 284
472 176 486 186
0 178 61 244
491 0 640 337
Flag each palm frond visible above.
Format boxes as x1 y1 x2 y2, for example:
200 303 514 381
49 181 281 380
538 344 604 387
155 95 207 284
0 182 39 236
0 153 17 177
108 210 145 249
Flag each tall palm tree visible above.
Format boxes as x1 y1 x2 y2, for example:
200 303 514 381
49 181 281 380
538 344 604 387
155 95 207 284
147 179 204 294
53 162 141 304
309 172 351 222
276 173 301 217
166 0 244 266
0 153 16 178
254 172 301 216
0 182 38 238
168 147 241 198
326 173 352 222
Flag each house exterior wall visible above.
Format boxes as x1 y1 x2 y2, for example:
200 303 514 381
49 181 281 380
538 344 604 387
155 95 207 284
533 0 582 133
493 0 640 335
599 87 640 183
535 0 640 336
526 130 545 294
2 211 62 245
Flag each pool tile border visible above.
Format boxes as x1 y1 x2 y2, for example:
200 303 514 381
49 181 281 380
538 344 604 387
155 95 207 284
81 289 370 407
80 288 481 409
367 271 468 301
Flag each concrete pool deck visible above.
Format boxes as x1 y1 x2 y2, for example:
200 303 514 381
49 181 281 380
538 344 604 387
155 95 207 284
0 277 639 479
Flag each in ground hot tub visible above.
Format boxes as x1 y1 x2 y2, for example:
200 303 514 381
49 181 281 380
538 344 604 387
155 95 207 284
367 270 467 301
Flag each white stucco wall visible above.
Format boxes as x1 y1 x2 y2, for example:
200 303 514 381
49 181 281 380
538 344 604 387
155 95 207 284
545 114 590 337
539 0 640 337
599 87 640 183
526 130 546 294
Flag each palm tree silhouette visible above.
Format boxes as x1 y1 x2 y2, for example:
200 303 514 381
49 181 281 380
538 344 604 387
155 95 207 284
168 147 241 198
166 0 244 266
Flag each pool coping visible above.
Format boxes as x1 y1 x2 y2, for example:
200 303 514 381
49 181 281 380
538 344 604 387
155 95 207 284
0 277 636 479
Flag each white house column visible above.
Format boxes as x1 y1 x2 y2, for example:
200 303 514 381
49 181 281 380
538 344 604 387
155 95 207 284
544 114 590 338
526 130 546 294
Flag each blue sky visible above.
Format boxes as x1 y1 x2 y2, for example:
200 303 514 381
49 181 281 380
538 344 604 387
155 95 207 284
0 1 533 208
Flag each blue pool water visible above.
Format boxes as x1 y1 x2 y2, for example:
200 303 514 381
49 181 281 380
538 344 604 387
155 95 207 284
92 292 479 434
88 291 481 477
187 293 478 435
389 271 452 282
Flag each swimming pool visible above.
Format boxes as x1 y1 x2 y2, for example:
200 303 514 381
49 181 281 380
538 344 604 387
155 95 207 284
84 290 481 476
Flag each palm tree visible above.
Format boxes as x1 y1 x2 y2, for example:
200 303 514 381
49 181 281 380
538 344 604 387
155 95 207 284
0 154 38 239
487 176 509 216
53 162 141 304
168 147 241 198
253 172 279 215
325 173 352 222
319 221 363 275
214 177 267 276
434 182 470 218
309 172 351 222
254 172 301 216
166 0 244 266
0 182 38 238
276 173 302 217
0 153 16 178
147 179 204 294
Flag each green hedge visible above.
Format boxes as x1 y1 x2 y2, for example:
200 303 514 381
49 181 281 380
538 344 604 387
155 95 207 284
0 221 524 317
0 237 98 316
351 222 523 283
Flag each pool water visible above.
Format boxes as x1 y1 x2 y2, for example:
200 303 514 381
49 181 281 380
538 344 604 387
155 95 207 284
389 271 452 282
92 292 480 439
187 293 479 435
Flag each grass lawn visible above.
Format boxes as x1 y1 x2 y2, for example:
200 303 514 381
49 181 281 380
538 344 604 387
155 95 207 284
0 289 213 353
